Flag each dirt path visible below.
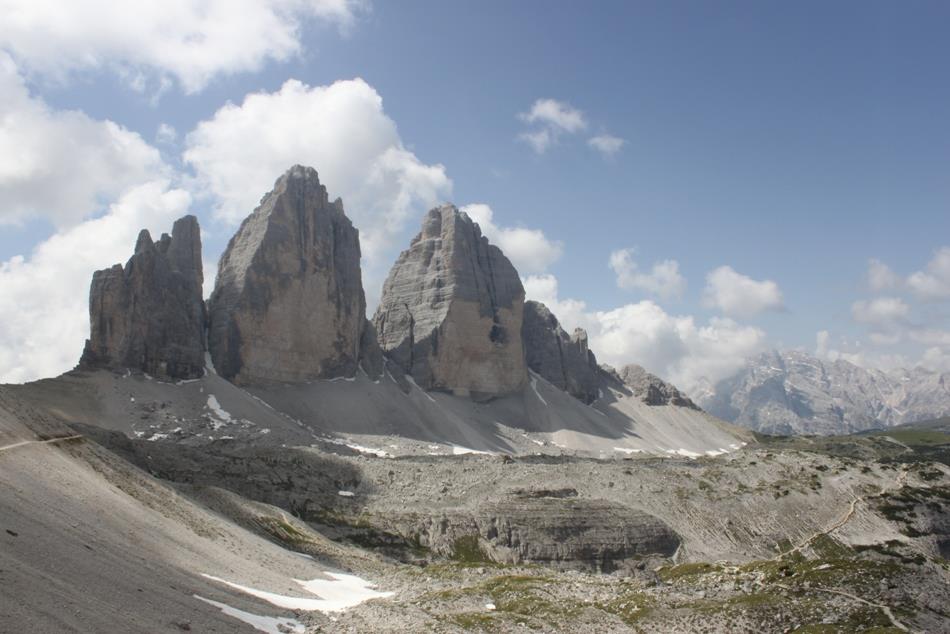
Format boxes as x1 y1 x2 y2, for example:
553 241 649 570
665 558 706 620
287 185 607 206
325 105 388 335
773 582 909 632
0 435 83 455
775 467 909 561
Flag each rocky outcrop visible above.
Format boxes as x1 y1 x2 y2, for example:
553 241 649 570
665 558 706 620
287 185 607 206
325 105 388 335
522 300 601 404
403 490 680 572
373 205 527 398
610 364 698 409
207 166 380 385
80 216 205 380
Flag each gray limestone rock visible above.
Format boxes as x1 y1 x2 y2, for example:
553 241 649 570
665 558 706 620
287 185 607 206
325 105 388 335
373 205 527 398
207 165 378 385
698 349 950 435
610 364 699 409
80 215 205 380
522 300 601 404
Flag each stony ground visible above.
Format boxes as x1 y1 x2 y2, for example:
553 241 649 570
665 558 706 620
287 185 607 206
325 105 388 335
3 381 949 633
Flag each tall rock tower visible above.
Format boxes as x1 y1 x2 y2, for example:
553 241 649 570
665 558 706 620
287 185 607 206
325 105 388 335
207 165 381 385
80 215 206 380
374 205 527 399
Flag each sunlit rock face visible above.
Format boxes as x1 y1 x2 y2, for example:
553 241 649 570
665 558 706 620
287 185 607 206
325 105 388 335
374 205 527 399
208 165 380 385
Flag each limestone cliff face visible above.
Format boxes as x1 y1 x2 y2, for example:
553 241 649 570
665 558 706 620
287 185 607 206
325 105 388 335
80 215 205 380
374 205 527 398
522 300 601 404
207 165 380 385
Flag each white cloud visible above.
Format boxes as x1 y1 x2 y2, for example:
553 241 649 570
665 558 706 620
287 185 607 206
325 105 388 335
156 123 178 145
183 77 451 304
523 273 767 395
907 246 950 300
608 248 685 299
588 134 625 157
850 296 910 328
0 53 168 228
867 258 900 292
460 204 562 275
520 99 587 133
815 330 831 357
0 0 364 93
921 347 950 372
517 98 587 154
702 265 784 317
0 180 191 383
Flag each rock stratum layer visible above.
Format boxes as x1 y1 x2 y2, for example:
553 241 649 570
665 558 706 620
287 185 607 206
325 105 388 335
80 215 205 380
374 205 527 398
208 165 380 385
522 300 601 404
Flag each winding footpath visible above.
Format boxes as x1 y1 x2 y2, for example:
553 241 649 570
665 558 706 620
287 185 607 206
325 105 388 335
769 466 912 632
775 467 909 561
0 435 83 455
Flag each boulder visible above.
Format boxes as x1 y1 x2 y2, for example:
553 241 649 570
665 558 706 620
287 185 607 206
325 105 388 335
207 165 379 385
522 300 601 404
374 205 526 398
80 215 205 380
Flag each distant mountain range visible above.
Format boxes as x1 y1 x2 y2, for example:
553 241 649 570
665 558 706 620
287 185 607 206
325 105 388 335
695 349 950 435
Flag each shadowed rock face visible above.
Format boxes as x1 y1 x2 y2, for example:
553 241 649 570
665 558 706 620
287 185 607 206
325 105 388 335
523 300 602 404
80 215 205 380
374 205 527 398
208 165 381 385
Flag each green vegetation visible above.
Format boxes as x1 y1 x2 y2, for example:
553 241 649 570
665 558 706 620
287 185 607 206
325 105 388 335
451 535 492 564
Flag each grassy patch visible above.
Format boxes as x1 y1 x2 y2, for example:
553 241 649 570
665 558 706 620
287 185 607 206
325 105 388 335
451 535 492 564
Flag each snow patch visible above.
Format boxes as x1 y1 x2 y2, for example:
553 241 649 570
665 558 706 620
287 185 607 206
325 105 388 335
529 375 548 406
613 447 642 455
201 572 394 613
665 448 702 459
452 445 493 456
206 394 233 429
193 595 304 634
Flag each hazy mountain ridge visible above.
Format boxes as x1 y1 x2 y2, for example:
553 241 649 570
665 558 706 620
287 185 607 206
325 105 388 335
698 349 950 435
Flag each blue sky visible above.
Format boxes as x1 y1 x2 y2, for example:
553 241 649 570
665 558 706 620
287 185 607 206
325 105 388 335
1 1 948 389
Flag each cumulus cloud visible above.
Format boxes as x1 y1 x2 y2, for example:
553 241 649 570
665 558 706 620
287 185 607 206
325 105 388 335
608 248 685 299
517 98 587 154
867 258 900 292
588 134 625 157
523 274 767 395
0 0 364 93
907 246 950 300
702 266 784 317
520 99 587 133
0 180 191 383
0 54 169 228
183 77 451 303
460 204 562 275
850 296 910 329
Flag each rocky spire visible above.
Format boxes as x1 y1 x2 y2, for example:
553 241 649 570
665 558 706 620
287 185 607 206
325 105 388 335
80 215 206 380
522 300 601 404
207 165 381 385
608 364 699 409
373 204 527 398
